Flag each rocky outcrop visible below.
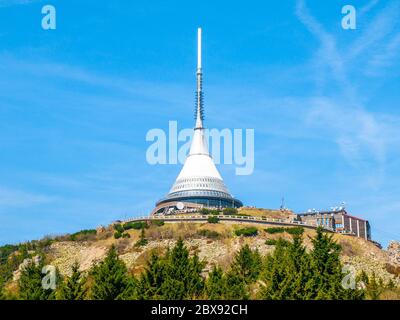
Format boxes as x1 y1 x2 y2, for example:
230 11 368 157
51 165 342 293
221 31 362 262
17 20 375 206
13 255 42 281
48 242 107 276
387 241 400 266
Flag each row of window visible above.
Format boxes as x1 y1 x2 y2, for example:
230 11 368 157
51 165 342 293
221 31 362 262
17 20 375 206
169 190 231 198
177 177 219 183
173 183 225 190
316 218 331 226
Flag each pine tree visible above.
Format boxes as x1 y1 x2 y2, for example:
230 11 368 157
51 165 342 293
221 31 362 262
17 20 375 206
136 253 166 299
224 271 248 299
90 246 130 300
18 257 56 300
230 244 261 284
276 234 312 299
205 265 226 300
162 239 205 299
57 262 87 300
362 272 383 300
260 237 301 299
307 227 364 300
137 239 205 299
224 244 261 299
135 227 148 247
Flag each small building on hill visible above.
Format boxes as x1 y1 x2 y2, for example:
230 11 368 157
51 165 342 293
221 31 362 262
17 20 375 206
297 209 371 240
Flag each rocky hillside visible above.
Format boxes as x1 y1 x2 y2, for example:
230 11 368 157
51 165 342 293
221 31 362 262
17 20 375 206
3 209 400 295
16 221 400 285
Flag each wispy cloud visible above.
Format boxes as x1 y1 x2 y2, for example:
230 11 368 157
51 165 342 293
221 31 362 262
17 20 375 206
294 0 400 172
0 186 54 208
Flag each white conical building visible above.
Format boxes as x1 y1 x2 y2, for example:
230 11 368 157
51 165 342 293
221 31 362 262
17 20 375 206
153 28 242 214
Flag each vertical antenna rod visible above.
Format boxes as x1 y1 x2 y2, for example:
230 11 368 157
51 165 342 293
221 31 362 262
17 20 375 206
195 27 204 129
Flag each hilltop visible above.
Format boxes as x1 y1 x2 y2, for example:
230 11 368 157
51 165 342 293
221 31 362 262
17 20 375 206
1 207 399 299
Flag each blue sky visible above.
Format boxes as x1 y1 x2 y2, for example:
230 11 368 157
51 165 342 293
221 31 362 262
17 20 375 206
0 0 399 246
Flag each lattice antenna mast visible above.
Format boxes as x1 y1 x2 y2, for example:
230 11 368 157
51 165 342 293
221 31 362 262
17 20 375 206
195 27 204 129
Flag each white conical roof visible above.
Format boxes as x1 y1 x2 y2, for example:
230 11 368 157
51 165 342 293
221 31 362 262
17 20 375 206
176 129 222 181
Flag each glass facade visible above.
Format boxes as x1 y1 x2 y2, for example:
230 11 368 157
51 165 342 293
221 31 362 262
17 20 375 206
156 195 242 209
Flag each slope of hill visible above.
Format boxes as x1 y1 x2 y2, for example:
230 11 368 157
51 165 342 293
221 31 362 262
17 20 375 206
1 209 400 299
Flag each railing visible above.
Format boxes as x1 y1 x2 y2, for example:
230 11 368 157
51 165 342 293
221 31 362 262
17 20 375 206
117 214 335 232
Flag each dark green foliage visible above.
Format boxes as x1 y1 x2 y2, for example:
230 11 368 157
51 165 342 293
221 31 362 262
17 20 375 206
307 228 363 299
235 227 258 237
224 245 261 299
200 208 210 215
264 227 286 234
114 231 122 239
113 224 124 233
265 239 277 245
199 208 220 215
224 272 248 299
205 266 226 299
207 216 220 224
69 229 97 241
135 253 165 299
123 221 148 231
0 244 19 263
222 208 238 215
135 228 148 247
261 236 312 299
264 227 304 236
136 239 205 300
230 245 262 284
197 229 220 239
260 228 364 300
358 271 384 300
0 244 30 290
285 227 304 235
122 233 130 238
18 257 57 300
152 220 165 227
90 246 130 300
57 262 87 300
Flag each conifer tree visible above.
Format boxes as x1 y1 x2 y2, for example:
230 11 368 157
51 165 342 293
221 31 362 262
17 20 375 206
137 239 205 299
307 227 364 300
18 257 56 300
224 271 248 299
136 253 166 299
90 246 129 300
136 227 148 247
223 244 261 299
361 272 384 300
57 261 87 300
259 229 365 300
162 239 205 299
284 234 313 299
260 237 300 299
230 244 261 284
205 265 226 300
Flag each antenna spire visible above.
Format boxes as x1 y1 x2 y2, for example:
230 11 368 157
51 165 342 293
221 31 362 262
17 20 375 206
195 27 204 129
